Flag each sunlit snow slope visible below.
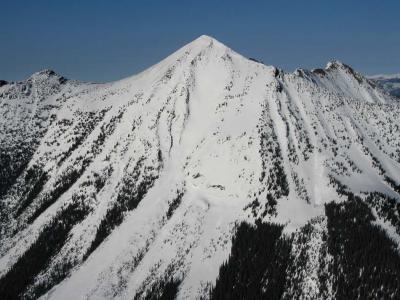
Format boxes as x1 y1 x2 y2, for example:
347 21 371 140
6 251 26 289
1 35 400 299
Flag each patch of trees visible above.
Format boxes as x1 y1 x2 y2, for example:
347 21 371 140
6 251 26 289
166 190 184 220
57 110 106 167
259 128 289 199
27 107 121 225
0 146 32 199
264 193 278 216
209 221 291 299
255 113 290 219
93 169 110 192
384 175 400 194
135 277 182 300
325 193 400 299
15 165 48 216
0 200 90 299
27 166 84 223
84 163 156 260
283 216 332 299
366 192 400 235
269 159 289 198
291 171 310 203
328 175 350 196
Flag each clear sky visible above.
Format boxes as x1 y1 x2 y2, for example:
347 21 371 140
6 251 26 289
1 0 399 82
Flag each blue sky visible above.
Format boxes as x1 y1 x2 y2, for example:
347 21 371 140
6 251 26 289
1 0 399 82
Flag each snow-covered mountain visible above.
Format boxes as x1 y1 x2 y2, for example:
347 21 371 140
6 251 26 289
369 73 400 98
1 35 400 299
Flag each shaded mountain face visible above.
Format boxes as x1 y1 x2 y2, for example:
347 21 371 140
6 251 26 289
0 35 399 299
369 74 400 98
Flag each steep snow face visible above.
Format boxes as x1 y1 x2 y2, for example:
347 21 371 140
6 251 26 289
0 35 399 299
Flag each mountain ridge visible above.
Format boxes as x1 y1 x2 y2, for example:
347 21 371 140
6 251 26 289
3 35 395 100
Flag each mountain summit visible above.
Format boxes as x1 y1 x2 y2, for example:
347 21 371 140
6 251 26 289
0 36 400 299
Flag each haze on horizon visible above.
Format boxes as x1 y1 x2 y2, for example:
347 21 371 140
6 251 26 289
1 0 399 82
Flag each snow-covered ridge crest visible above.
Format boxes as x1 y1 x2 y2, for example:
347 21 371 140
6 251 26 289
0 35 399 299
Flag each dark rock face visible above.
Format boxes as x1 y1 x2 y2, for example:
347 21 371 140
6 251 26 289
312 68 326 76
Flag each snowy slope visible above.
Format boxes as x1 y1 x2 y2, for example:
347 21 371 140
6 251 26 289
0 35 400 299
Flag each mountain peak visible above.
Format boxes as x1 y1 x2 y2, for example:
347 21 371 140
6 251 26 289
325 60 361 76
183 34 230 53
148 34 239 78
28 69 67 84
325 60 348 70
30 69 58 77
28 69 58 81
195 34 216 42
